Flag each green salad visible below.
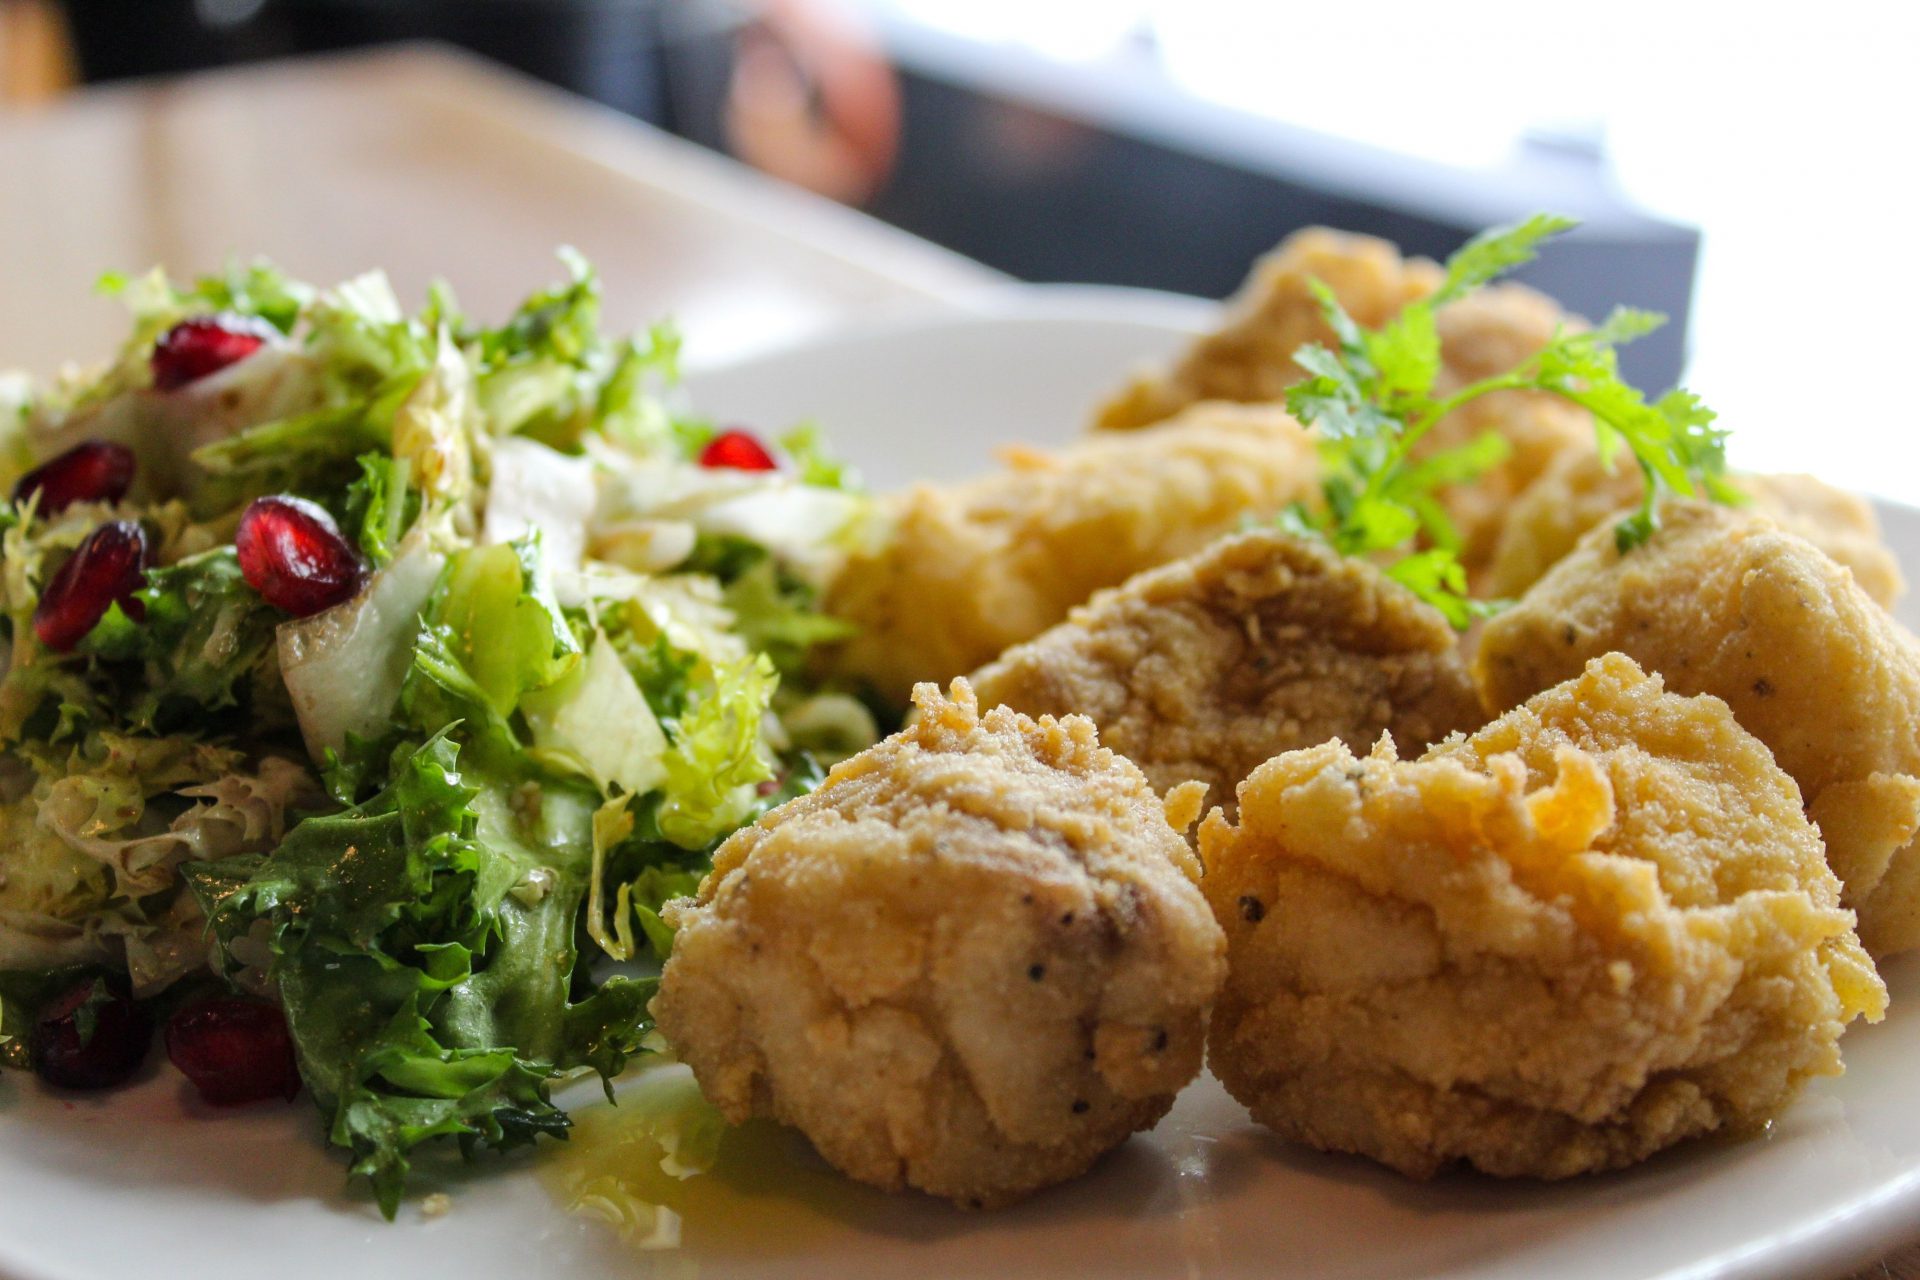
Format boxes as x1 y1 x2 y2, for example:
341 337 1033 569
0 254 877 1214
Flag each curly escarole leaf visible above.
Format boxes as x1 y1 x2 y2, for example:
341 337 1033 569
469 250 680 453
0 967 99 1068
342 452 420 568
721 555 855 678
0 514 289 746
185 732 656 1218
0 736 311 994
521 633 668 798
98 260 312 337
80 547 286 733
657 652 777 850
400 536 581 761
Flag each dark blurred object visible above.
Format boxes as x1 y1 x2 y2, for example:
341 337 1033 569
847 19 1699 393
674 8 1698 390
60 0 678 121
56 0 1698 389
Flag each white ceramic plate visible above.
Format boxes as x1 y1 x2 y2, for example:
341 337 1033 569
4 292 1918 1280
679 283 1219 491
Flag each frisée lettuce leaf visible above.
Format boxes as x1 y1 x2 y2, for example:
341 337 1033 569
1 249 876 1219
187 732 656 1218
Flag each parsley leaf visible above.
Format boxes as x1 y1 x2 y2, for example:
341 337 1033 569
1428 212 1578 308
1283 213 1730 623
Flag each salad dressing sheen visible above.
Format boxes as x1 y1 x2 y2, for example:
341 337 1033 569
542 1089 868 1255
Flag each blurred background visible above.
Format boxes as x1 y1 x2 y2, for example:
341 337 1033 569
2 0 1916 485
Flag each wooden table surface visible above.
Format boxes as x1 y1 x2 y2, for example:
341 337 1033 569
0 42 998 376
0 41 1914 1280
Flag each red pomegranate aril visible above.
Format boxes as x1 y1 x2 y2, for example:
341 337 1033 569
150 315 270 391
32 520 150 652
12 441 137 515
165 997 301 1107
698 428 779 472
235 495 365 617
30 975 154 1091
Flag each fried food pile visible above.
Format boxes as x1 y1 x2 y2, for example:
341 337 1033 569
1094 229 1440 427
822 402 1317 707
1201 654 1886 1179
967 527 1483 812
1478 500 1920 956
653 681 1226 1207
657 221 1918 1208
1483 452 1904 604
1091 227 1591 571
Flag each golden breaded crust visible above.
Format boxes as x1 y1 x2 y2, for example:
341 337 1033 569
1422 394 1593 575
1091 227 1591 568
1094 229 1439 430
966 528 1483 811
1476 500 1920 954
1420 284 1597 571
1202 654 1884 1180
1483 453 1904 605
654 681 1227 1208
821 402 1317 707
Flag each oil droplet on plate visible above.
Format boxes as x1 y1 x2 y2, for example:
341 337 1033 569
541 1064 882 1259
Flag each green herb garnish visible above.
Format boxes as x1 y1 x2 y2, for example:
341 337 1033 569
1283 213 1735 626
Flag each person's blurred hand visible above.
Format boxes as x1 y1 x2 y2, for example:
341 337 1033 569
725 0 900 205
1 0 77 104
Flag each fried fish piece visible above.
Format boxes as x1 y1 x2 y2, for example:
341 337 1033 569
1202 654 1885 1181
822 402 1317 708
1476 500 1920 955
966 528 1483 811
1483 451 1904 605
654 680 1227 1208
1091 227 1592 568
1094 229 1440 429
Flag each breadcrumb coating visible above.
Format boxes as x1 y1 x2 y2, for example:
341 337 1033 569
1094 229 1440 429
1477 500 1920 955
1483 451 1904 605
821 402 1317 707
654 681 1227 1207
967 528 1483 812
1090 227 1593 567
1202 654 1885 1180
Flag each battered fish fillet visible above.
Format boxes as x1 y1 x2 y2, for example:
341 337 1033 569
1483 451 1904 605
1476 501 1920 956
1201 654 1886 1181
1091 227 1593 568
653 680 1227 1208
822 402 1318 708
1094 229 1439 427
966 528 1483 812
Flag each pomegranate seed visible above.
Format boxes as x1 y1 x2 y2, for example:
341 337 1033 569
12 441 136 515
698 428 779 472
150 316 270 391
30 975 154 1091
235 495 365 617
165 998 301 1106
33 520 149 652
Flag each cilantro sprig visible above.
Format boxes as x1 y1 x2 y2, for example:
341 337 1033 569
1283 213 1734 626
